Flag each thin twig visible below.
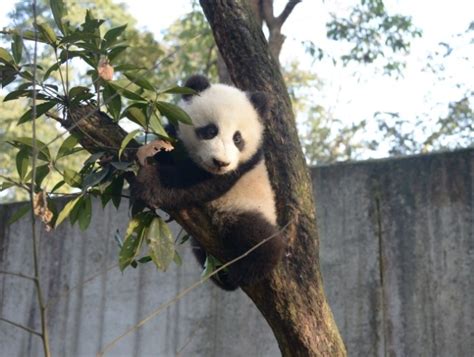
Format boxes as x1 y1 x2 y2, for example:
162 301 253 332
0 174 30 191
0 317 42 337
175 320 204 357
97 219 293 357
46 263 118 309
30 2 51 356
0 270 36 282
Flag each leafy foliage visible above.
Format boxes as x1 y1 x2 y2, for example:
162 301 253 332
0 0 191 272
326 0 422 75
375 94 474 156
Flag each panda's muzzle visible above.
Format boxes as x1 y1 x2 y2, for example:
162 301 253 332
213 158 230 169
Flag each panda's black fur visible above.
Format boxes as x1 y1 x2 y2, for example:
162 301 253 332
133 75 285 290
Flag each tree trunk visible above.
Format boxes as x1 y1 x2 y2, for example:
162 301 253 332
199 1 346 355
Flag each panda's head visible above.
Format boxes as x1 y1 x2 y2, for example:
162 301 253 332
177 75 268 175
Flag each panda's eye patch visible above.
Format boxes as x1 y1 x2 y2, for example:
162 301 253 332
233 131 245 151
195 124 218 140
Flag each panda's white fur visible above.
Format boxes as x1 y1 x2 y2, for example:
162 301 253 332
209 160 277 225
178 84 264 173
134 75 285 290
178 84 277 225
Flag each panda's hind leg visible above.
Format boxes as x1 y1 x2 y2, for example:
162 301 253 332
220 211 286 287
190 237 239 291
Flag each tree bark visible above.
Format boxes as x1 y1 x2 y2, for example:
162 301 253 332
199 1 346 356
62 1 346 355
217 0 300 82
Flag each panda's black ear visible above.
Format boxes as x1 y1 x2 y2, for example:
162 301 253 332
248 91 269 119
182 75 210 101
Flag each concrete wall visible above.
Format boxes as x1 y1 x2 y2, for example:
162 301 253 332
0 149 472 356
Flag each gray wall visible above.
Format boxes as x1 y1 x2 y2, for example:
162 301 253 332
0 149 472 357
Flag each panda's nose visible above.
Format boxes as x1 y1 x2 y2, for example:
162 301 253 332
213 158 230 168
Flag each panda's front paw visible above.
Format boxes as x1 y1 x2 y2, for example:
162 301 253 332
132 164 162 208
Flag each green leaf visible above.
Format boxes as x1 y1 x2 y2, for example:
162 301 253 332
148 112 170 138
0 47 14 64
173 251 182 266
50 180 65 193
119 234 143 271
4 89 31 102
0 182 15 192
107 45 127 62
7 204 30 225
78 195 92 231
103 83 121 121
50 0 66 34
83 151 105 166
63 168 82 188
158 86 197 95
36 23 57 46
57 135 79 160
3 90 49 102
155 101 192 125
34 164 50 187
55 195 82 228
124 72 155 91
119 129 141 158
103 25 127 46
108 81 145 101
11 35 23 64
82 168 109 190
68 194 83 225
147 217 175 272
123 103 147 127
102 175 124 208
24 164 51 188
16 148 29 180
138 256 152 264
43 62 61 81
68 86 89 99
119 216 146 271
202 254 222 278
8 137 51 161
18 101 57 125
110 161 132 171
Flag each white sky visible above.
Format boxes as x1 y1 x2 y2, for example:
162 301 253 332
1 0 472 158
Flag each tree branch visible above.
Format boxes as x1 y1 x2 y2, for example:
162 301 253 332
0 270 36 282
276 0 302 27
261 0 277 28
0 317 42 337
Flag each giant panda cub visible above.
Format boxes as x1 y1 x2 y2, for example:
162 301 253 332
134 75 285 290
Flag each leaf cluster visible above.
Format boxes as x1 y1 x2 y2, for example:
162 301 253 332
1 0 196 273
326 0 422 75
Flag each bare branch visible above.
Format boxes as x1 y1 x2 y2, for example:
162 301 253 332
0 270 36 282
276 0 302 27
261 0 277 28
0 317 42 337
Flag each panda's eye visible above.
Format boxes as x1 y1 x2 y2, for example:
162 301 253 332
195 124 218 140
233 131 245 150
233 131 242 144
